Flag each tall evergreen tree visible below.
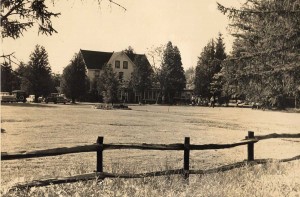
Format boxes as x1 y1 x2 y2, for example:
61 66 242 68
218 0 300 108
161 41 186 103
26 45 53 102
194 40 215 98
214 33 227 70
61 53 87 103
210 33 227 100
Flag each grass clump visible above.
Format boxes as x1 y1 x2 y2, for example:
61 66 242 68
2 160 299 197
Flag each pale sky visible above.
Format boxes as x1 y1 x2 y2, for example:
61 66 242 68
1 0 243 74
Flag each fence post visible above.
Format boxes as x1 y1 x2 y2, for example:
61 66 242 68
184 137 190 182
247 131 255 161
96 136 104 172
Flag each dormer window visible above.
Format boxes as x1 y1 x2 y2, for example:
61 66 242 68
123 61 128 69
115 60 120 68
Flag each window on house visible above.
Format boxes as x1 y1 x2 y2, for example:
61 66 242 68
123 61 128 69
118 72 124 82
115 60 120 68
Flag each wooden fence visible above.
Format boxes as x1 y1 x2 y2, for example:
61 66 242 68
1 132 300 191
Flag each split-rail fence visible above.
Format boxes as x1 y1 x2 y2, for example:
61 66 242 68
1 131 300 191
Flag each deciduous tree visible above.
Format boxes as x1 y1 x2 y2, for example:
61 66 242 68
15 62 30 93
0 62 18 92
96 64 119 105
185 67 195 90
131 55 153 102
147 44 165 103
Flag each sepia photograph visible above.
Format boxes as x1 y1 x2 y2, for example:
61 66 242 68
1 0 300 196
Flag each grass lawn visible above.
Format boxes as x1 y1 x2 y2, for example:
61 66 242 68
1 103 300 196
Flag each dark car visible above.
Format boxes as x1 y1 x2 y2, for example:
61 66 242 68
45 93 66 104
11 90 26 103
56 96 67 104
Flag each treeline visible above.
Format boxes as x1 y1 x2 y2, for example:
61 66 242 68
1 42 186 104
2 0 299 108
193 0 300 109
87 42 186 104
1 45 60 103
194 33 227 103
0 45 89 103
220 0 300 109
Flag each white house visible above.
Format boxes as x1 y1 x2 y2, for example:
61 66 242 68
79 49 158 103
80 49 139 83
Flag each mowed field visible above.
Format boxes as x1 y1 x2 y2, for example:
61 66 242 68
1 103 300 195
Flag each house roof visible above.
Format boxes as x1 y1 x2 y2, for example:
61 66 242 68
126 53 151 67
80 49 113 69
126 53 144 62
80 49 151 69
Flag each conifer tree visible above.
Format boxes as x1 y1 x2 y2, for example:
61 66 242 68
26 45 53 102
210 33 227 101
218 0 300 108
194 40 216 99
161 41 186 103
1 0 125 39
61 53 87 103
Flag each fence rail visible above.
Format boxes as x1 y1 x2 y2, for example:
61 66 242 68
3 133 299 161
1 139 259 160
255 133 300 140
2 131 300 191
8 154 300 191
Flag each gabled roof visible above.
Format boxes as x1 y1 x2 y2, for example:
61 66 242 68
80 49 113 69
126 53 151 67
126 53 144 62
80 49 151 69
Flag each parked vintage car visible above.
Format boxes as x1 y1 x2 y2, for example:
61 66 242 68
38 96 44 103
26 95 35 102
11 90 26 103
44 93 66 104
26 95 44 103
60 94 71 103
0 92 17 103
